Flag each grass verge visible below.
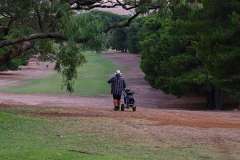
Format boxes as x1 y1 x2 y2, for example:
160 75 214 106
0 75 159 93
0 51 116 96
0 107 231 160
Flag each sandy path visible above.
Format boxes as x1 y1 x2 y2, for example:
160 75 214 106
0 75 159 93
0 61 55 87
0 93 113 107
0 53 204 109
104 53 205 109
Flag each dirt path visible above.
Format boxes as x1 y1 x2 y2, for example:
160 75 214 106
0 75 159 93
104 53 205 109
0 60 54 87
0 52 204 109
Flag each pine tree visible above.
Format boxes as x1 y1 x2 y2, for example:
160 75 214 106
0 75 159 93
140 0 240 109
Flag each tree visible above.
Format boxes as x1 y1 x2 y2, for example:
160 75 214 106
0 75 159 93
109 28 128 52
85 10 129 52
0 0 107 92
140 0 240 109
194 0 240 109
126 19 140 53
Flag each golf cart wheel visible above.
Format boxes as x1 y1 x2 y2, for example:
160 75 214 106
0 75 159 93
132 106 136 112
121 104 125 111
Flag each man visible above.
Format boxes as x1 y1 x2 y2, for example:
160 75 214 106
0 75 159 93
108 69 126 111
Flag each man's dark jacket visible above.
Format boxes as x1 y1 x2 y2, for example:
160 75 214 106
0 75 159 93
108 74 126 96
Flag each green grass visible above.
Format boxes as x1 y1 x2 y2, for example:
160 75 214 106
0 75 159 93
0 51 116 96
0 107 229 160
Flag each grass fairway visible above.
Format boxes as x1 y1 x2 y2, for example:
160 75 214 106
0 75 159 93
0 107 233 160
0 52 116 96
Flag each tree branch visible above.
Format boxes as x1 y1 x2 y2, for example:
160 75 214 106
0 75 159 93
105 11 141 32
70 0 137 10
0 32 87 48
70 0 163 32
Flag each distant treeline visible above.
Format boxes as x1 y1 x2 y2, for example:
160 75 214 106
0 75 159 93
85 10 140 53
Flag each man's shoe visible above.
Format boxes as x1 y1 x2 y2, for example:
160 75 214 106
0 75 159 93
114 106 119 111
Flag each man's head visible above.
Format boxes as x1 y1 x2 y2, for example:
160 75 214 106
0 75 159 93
115 69 121 77
116 69 121 74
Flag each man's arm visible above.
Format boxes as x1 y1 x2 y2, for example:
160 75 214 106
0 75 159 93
108 77 114 84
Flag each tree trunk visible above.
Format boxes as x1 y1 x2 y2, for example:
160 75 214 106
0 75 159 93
207 85 224 110
207 85 215 109
214 88 224 110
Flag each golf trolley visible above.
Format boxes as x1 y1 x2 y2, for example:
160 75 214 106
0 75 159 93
121 88 136 112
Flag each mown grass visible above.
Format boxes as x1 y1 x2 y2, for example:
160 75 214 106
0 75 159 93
0 107 228 160
0 51 116 96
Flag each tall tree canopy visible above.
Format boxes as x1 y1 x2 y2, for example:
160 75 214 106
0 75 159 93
140 0 240 109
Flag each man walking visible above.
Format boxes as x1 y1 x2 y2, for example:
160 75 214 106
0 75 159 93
108 70 126 111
